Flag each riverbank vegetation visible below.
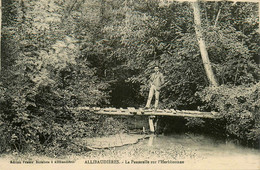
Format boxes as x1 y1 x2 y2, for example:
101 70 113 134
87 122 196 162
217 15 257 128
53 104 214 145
0 0 259 155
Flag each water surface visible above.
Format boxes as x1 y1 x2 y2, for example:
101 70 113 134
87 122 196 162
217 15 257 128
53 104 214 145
84 133 260 169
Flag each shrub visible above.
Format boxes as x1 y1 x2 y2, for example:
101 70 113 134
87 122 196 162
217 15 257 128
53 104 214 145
198 82 260 144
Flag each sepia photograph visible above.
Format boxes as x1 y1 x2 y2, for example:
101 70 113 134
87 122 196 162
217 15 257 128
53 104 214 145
0 0 259 170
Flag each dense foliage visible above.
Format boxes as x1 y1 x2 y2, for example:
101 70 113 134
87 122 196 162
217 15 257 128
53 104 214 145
198 83 260 144
0 0 259 154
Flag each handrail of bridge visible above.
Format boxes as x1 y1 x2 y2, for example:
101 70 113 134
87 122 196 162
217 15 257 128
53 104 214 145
73 107 220 119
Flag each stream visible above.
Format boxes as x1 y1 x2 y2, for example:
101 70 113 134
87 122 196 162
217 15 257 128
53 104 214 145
82 132 260 169
0 132 259 170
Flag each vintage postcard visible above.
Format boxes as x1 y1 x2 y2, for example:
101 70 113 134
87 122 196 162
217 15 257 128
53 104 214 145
0 0 259 170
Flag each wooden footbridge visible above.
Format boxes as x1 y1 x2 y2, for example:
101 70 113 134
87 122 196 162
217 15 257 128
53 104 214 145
74 107 220 132
75 107 219 119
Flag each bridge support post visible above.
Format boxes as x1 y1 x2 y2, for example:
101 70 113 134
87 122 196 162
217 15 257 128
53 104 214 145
148 116 156 133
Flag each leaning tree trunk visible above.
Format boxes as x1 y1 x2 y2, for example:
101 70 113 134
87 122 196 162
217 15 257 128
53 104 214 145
191 1 218 86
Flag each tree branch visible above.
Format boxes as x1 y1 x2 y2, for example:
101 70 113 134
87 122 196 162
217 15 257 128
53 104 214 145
214 8 221 28
214 2 225 28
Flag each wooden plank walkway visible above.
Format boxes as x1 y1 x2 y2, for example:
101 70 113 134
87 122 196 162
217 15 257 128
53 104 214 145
74 107 219 119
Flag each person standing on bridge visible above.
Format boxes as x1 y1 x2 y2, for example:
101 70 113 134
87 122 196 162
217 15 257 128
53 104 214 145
145 66 165 110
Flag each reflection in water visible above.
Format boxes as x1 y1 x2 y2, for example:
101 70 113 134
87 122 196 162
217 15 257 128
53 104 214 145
82 133 260 169
143 133 260 169
148 135 154 146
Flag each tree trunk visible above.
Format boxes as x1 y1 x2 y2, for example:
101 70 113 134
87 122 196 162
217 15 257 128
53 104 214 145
191 1 218 86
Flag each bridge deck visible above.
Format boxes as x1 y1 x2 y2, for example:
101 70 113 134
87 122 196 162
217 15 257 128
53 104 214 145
75 107 219 119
